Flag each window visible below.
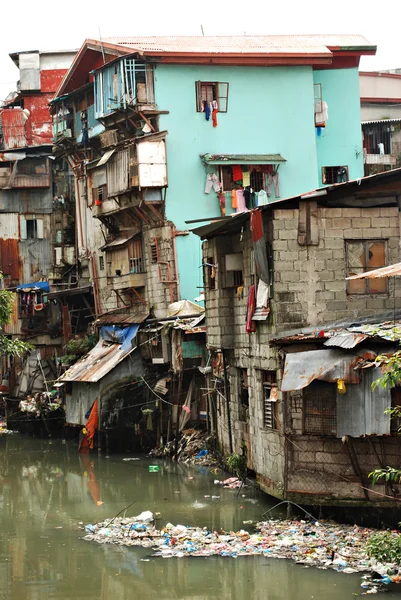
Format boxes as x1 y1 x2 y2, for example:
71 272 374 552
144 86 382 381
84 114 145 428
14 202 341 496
99 256 105 271
322 166 349 185
303 381 337 435
314 83 322 114
204 256 216 290
129 238 144 273
150 242 158 264
92 185 106 207
262 371 278 430
220 165 266 192
220 253 244 288
346 240 387 295
238 368 249 423
195 81 229 113
20 216 44 240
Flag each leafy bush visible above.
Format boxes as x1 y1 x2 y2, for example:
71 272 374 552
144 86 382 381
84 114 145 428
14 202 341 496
366 531 401 564
226 452 247 477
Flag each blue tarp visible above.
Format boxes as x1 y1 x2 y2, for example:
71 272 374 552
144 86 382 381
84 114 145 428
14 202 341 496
100 325 140 352
16 281 50 292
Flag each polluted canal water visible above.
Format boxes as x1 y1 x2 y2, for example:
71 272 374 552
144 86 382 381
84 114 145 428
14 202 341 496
0 435 399 599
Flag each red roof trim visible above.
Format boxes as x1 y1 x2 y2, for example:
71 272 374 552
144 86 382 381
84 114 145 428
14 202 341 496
361 97 401 104
360 71 401 80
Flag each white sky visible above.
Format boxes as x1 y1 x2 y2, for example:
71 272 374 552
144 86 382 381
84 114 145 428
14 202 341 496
1 0 400 102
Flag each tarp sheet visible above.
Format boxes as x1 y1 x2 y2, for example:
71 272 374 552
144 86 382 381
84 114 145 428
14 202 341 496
281 349 377 391
16 281 50 292
100 325 139 352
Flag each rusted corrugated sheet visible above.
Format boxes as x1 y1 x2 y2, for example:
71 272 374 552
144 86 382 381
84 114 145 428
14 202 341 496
324 332 368 349
95 311 149 325
1 109 27 149
107 148 129 196
0 239 21 281
281 349 377 391
40 69 69 93
24 94 53 146
3 292 21 335
346 261 401 280
59 325 140 383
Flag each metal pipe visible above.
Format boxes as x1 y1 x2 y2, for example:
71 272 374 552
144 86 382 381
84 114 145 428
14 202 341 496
222 349 233 454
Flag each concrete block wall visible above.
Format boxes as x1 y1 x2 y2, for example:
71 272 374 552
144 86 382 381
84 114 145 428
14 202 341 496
272 205 401 329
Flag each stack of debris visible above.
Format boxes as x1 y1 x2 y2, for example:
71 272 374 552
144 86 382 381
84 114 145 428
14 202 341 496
82 513 401 594
150 429 217 466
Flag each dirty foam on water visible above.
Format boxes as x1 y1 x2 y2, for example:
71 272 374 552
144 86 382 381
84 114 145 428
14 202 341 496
0 436 398 599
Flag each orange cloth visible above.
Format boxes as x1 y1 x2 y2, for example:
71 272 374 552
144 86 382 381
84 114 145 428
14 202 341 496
78 399 99 453
212 109 218 127
231 190 237 209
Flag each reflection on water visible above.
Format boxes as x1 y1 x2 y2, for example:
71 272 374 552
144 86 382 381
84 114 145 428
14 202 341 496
0 436 394 599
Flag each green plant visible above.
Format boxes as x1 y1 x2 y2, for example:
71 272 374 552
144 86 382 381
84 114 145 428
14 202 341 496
226 451 247 477
366 531 401 564
0 283 33 356
372 350 401 390
369 466 401 485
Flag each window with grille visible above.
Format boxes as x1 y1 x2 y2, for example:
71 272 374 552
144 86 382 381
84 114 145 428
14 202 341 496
346 239 387 295
150 242 158 263
303 381 337 435
262 371 278 429
129 238 144 273
99 256 105 271
220 253 243 289
205 256 216 290
322 166 349 185
195 81 229 113
220 165 266 192
238 368 249 423
92 185 106 207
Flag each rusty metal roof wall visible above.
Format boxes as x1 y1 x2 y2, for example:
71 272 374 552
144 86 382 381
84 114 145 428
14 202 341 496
104 34 374 55
95 312 149 325
346 262 401 280
281 348 377 392
323 332 368 348
59 326 140 383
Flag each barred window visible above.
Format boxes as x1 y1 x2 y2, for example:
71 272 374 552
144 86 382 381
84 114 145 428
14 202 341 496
262 371 278 430
303 381 336 435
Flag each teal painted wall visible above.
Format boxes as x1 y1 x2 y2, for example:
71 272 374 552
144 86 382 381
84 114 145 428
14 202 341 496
313 68 364 185
155 64 362 303
156 64 320 303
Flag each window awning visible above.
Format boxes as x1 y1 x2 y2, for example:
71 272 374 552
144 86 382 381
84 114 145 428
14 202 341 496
97 148 116 167
200 153 286 165
100 232 140 251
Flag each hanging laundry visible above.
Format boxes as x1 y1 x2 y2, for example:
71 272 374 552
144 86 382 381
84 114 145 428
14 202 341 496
245 285 256 333
242 169 250 187
218 192 226 216
203 101 211 121
232 165 243 183
336 167 348 183
315 100 328 127
205 172 221 194
256 279 270 308
250 209 270 285
212 109 218 127
267 171 280 198
378 143 385 156
244 187 256 210
231 190 238 209
235 189 247 213
257 190 268 206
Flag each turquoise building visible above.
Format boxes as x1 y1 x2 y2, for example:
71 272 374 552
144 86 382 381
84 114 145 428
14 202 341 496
53 35 376 309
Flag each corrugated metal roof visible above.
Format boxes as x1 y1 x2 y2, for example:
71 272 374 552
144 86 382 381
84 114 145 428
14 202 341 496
201 153 286 165
104 34 374 55
97 148 116 166
59 324 140 383
100 233 139 251
281 348 377 391
362 118 401 125
95 311 149 325
349 321 401 342
324 332 368 348
47 285 93 299
346 262 401 280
